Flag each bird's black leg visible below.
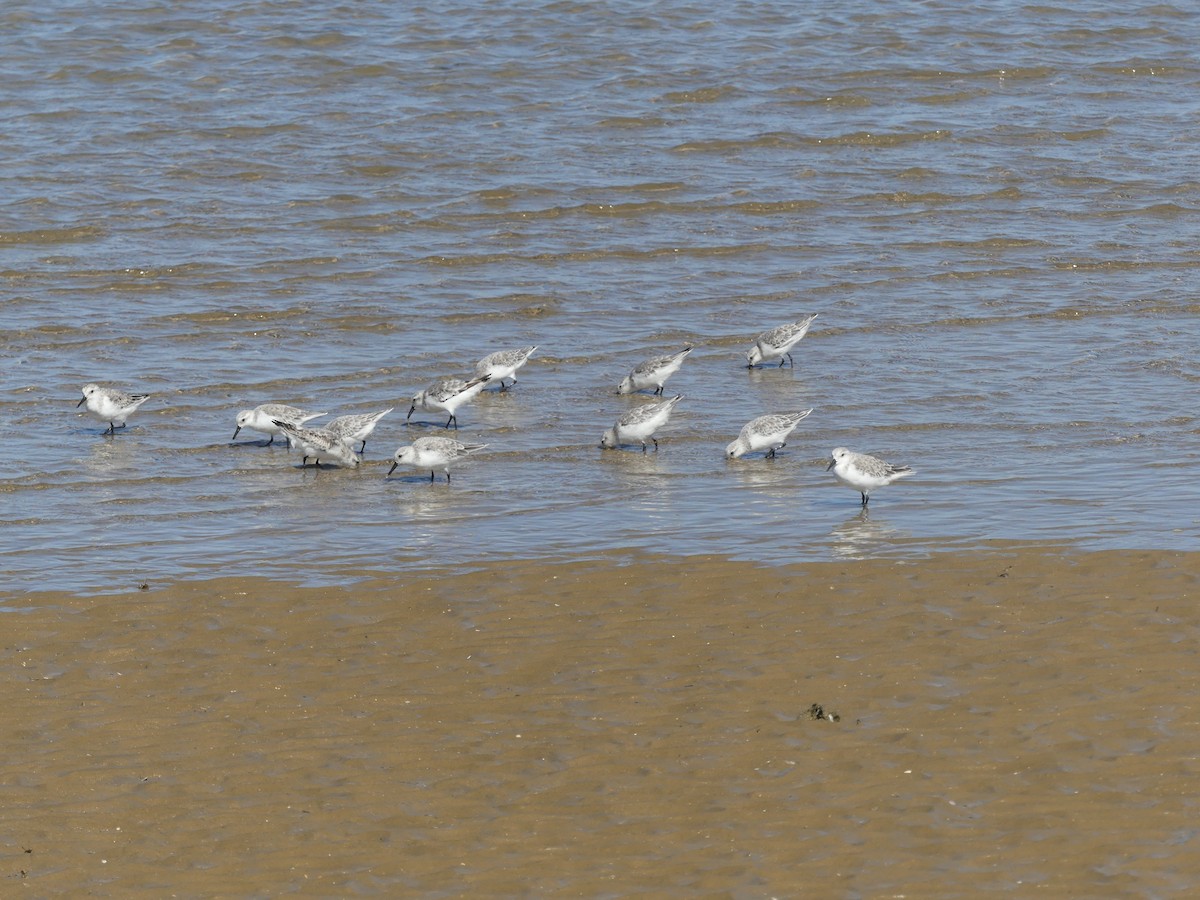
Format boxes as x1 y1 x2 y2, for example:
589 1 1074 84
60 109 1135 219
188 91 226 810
446 414 457 429
430 471 435 482
358 440 367 454
861 493 869 505
104 422 115 435
641 442 648 453
767 448 776 459
652 438 659 452
266 435 274 447
446 471 451 483
654 385 663 395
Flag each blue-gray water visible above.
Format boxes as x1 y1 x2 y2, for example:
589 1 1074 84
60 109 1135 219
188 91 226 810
2 0 1198 595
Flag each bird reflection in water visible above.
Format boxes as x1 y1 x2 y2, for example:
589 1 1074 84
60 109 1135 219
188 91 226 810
830 506 909 560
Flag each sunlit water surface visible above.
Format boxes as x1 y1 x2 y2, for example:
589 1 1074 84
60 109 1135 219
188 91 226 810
2 1 1198 594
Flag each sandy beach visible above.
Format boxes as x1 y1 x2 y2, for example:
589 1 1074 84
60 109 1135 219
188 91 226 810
6 547 1199 895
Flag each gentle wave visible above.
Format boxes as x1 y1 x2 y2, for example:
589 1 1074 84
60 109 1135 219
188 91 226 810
2 0 1198 595
0 227 104 244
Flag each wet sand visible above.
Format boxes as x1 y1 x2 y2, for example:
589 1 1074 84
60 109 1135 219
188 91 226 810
6 548 1199 895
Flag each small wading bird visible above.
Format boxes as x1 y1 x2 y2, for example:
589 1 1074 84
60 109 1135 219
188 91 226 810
389 435 487 483
407 374 490 429
618 346 692 395
233 403 325 446
77 383 151 435
725 410 813 459
746 314 818 368
600 395 683 452
272 420 360 468
326 408 393 454
473 346 537 391
827 447 914 505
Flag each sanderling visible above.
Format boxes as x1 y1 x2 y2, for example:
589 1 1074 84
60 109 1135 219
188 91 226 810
327 408 393 454
272 420 360 468
407 375 490 429
827 447 914 505
747 314 818 367
389 435 487 482
601 394 683 452
618 346 692 395
77 383 151 435
233 403 326 446
473 345 537 391
725 410 813 459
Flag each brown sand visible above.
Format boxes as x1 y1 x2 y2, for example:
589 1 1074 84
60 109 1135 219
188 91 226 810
5 548 1199 896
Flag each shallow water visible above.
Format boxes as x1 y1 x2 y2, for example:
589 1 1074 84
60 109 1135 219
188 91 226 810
2 0 1199 594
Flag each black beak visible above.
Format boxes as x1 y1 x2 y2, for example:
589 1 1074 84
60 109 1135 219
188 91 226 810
76 396 86 408
232 426 241 440
406 405 415 420
826 459 836 471
387 461 398 476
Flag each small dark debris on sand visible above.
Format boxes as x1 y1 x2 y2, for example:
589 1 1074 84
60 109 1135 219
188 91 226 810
808 703 840 722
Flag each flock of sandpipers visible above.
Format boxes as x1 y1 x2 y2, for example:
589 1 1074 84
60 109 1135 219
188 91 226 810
76 313 915 504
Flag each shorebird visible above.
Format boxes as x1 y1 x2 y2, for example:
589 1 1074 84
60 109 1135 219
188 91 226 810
273 420 360 468
389 436 487 482
326 408 393 454
233 403 325 446
618 346 692 395
827 447 914 505
77 383 152 435
473 346 537 391
407 375 490 429
725 410 813 459
746 314 817 367
600 395 683 452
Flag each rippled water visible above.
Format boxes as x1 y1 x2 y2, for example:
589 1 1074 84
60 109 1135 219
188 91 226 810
2 1 1198 594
